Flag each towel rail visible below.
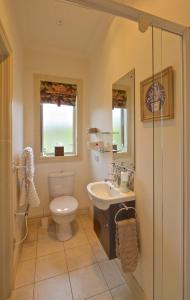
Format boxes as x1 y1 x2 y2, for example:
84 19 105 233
114 203 136 224
12 162 27 172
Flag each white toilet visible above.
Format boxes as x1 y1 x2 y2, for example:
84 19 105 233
48 171 79 241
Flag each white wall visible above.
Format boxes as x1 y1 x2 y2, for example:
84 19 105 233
23 46 90 218
88 17 183 300
0 0 24 270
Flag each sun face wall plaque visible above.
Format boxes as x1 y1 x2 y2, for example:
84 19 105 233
140 66 174 122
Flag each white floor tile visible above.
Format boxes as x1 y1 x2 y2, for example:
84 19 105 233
85 228 99 244
7 285 34 300
37 238 63 257
26 223 38 242
87 291 113 300
34 274 72 300
70 264 108 300
113 259 126 279
79 215 93 229
65 244 96 271
98 260 125 289
72 219 85 232
15 259 36 288
91 241 108 262
20 242 37 261
37 223 56 241
35 251 67 281
111 284 136 300
63 225 89 250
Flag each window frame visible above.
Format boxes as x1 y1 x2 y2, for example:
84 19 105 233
34 74 82 162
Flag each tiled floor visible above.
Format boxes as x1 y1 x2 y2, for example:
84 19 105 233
8 214 137 300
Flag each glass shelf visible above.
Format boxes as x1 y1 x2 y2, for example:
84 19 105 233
99 131 119 135
87 131 119 135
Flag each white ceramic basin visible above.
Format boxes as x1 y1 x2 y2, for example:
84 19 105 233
87 181 135 210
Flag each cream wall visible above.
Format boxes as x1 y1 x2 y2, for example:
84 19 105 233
89 18 153 299
0 0 24 270
88 17 183 300
152 29 183 300
23 47 90 218
120 0 190 27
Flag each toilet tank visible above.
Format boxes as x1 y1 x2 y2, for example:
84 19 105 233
48 171 74 199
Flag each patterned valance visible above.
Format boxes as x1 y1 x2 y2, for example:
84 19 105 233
112 89 127 109
40 81 77 106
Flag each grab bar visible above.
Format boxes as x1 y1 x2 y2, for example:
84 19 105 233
12 161 27 172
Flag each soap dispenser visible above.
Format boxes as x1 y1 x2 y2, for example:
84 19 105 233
120 171 129 193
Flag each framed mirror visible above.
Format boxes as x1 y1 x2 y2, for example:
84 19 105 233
112 69 135 168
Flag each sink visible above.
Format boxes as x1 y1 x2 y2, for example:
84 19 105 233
87 181 135 210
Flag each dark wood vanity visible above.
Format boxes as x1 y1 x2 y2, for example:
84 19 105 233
93 200 135 259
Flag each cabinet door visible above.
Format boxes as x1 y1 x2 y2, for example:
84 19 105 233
93 206 110 257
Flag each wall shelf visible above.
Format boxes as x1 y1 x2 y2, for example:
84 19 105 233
87 128 117 153
91 148 111 153
87 130 119 135
99 131 119 135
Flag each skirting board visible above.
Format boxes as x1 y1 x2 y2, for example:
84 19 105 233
28 208 90 225
114 258 147 299
124 272 147 300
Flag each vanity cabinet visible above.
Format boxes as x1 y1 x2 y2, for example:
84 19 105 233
93 200 135 259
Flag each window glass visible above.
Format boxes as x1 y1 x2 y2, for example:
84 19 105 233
112 108 128 152
42 103 76 155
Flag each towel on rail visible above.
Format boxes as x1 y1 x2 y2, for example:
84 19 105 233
116 218 138 273
18 147 40 207
18 156 27 207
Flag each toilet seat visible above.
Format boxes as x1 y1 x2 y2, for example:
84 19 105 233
50 196 78 215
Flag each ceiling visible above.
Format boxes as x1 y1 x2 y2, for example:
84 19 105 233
12 0 114 57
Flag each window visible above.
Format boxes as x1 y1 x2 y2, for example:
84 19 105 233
40 80 77 156
42 103 76 155
112 107 128 152
34 75 82 161
112 88 128 153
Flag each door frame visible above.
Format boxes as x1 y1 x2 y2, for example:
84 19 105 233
0 1 189 300
183 28 190 300
0 20 13 299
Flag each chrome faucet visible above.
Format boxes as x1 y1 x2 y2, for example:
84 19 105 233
111 162 135 190
104 172 118 186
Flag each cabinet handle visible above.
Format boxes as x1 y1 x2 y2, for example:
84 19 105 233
104 223 109 228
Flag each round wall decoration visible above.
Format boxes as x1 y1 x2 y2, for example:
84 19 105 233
145 81 166 113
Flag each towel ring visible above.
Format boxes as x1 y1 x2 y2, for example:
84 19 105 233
114 204 136 225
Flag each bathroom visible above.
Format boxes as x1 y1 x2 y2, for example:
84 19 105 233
0 0 189 300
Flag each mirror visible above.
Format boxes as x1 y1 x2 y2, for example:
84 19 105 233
112 69 135 167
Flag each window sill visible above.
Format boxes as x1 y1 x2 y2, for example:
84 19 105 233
36 154 81 163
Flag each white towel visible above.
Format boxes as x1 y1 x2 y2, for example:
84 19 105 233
18 147 40 207
18 156 27 207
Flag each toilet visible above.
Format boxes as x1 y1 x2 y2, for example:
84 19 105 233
48 171 79 241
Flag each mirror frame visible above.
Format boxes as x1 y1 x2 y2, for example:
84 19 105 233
112 69 135 169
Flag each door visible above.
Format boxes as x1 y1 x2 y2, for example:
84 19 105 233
0 26 13 300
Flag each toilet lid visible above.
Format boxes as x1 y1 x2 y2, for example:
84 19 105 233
50 196 78 215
